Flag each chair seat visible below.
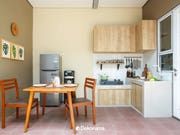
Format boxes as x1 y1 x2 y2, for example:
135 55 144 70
6 98 38 107
73 97 92 104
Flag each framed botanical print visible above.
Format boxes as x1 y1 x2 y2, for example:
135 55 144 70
1 39 11 59
18 46 24 61
11 44 19 60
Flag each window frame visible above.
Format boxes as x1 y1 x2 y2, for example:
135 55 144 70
158 11 173 72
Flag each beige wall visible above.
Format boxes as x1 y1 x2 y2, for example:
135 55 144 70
33 8 142 97
0 0 33 117
143 0 180 19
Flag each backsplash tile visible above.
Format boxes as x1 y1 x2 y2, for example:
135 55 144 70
93 53 143 85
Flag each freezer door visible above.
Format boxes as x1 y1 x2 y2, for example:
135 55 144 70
40 54 60 70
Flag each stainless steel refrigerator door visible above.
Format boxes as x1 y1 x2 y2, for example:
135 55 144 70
40 70 60 106
40 70 59 84
40 93 60 106
40 54 59 70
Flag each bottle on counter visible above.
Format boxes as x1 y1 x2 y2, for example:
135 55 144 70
142 64 148 79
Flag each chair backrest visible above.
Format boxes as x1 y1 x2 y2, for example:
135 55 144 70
84 78 96 101
0 78 19 101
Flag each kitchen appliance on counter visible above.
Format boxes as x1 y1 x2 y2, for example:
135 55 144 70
64 70 75 84
40 54 62 106
100 79 123 85
63 70 75 103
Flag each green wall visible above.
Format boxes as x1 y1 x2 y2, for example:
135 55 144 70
0 0 33 118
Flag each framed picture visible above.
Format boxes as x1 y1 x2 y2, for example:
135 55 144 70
1 39 11 59
10 44 18 60
18 46 24 61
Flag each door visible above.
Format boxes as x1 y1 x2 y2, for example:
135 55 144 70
173 5 180 119
40 70 60 106
131 83 136 107
135 84 143 113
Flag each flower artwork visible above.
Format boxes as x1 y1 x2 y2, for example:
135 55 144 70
0 38 24 61
18 46 24 61
1 39 11 59
11 44 18 60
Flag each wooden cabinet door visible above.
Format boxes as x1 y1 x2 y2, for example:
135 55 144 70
135 22 142 52
98 89 131 105
135 84 143 113
142 20 156 50
131 83 136 107
93 25 111 52
136 20 156 52
93 25 136 53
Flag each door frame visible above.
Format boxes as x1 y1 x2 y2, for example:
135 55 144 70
172 5 180 119
157 4 180 119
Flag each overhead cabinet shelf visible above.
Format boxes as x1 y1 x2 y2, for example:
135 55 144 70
93 24 136 53
136 20 156 52
93 20 156 53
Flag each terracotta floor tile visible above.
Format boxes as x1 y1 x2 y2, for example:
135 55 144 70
0 107 179 135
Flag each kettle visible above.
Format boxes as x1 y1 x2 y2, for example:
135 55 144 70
53 76 60 87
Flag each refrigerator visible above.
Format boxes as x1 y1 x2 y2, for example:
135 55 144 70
40 54 62 106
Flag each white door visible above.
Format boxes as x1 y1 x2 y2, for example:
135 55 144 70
173 5 180 119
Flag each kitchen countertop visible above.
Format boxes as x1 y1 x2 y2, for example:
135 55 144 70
97 84 132 89
126 77 171 86
126 77 145 85
97 78 171 90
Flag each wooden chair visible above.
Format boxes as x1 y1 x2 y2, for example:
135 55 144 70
65 77 96 125
0 78 39 128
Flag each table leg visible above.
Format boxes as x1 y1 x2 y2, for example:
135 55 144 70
42 93 46 115
24 91 34 132
67 92 76 134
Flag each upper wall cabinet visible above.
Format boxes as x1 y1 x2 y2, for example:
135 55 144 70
93 25 136 53
136 20 156 52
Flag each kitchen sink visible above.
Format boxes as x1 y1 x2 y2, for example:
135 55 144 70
100 79 123 85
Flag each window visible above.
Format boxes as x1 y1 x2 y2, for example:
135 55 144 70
158 14 173 71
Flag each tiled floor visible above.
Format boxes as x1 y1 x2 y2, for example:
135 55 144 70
0 106 180 135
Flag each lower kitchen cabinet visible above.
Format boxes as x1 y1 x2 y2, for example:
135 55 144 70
98 89 131 106
131 84 136 107
131 83 143 113
128 78 172 117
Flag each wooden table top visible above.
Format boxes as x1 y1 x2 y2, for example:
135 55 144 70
23 86 77 93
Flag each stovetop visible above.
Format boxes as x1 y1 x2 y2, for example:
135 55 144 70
100 79 123 85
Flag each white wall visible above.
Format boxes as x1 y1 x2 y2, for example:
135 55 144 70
93 53 143 85
33 8 142 97
143 51 173 80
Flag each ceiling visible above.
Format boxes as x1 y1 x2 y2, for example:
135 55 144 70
28 0 149 8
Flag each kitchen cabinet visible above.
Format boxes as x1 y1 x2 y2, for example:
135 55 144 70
135 84 143 113
131 83 143 113
98 89 131 106
93 25 136 53
128 78 172 117
136 20 156 52
131 84 136 107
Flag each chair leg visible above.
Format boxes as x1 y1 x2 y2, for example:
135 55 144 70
85 105 87 117
16 107 19 119
69 117 73 129
42 93 46 115
92 103 96 125
76 107 79 117
36 102 39 119
2 106 5 128
64 106 68 120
